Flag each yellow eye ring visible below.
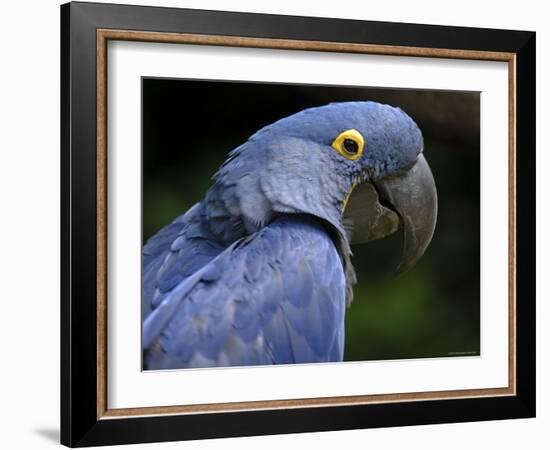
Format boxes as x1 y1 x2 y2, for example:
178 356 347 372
331 129 365 161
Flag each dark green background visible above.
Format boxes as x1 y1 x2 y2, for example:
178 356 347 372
142 78 480 362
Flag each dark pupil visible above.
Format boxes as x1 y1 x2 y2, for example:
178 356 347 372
343 138 359 155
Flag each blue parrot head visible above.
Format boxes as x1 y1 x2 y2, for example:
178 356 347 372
252 101 423 181
211 101 437 274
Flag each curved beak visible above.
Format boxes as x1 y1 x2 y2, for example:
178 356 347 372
343 154 438 274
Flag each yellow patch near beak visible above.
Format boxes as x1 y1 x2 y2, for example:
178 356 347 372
342 180 359 212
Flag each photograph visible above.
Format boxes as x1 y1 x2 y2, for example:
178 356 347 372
141 79 481 370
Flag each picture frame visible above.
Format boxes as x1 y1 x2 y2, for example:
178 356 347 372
60 1 535 447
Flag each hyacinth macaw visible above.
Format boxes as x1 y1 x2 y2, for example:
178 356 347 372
142 101 437 370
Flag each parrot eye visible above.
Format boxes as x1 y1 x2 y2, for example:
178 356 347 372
343 139 359 155
331 129 365 161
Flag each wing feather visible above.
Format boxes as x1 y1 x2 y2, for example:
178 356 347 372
143 215 347 369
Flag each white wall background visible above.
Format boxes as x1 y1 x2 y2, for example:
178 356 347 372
0 0 546 448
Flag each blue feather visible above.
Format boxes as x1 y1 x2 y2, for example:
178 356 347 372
143 215 346 369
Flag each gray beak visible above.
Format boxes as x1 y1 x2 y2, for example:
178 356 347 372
343 154 438 274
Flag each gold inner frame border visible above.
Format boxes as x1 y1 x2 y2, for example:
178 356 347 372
96 28 517 420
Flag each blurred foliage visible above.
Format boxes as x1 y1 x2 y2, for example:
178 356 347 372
143 79 480 361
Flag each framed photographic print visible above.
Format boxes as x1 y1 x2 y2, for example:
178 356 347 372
60 1 536 447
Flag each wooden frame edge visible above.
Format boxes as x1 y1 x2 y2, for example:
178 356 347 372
100 387 515 419
508 55 517 395
95 28 517 420
98 28 515 61
97 29 108 419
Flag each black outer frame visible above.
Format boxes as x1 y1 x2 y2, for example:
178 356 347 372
60 1 536 447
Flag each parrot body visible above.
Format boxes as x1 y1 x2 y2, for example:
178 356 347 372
143 101 437 370
144 214 345 368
